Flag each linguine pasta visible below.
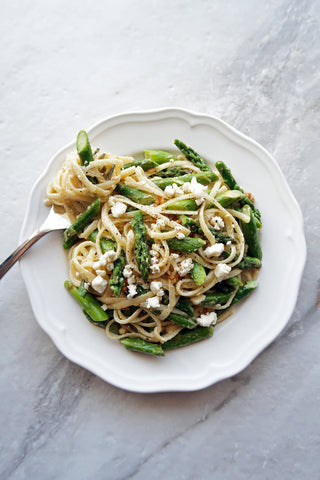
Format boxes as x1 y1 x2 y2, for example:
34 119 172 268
46 136 262 355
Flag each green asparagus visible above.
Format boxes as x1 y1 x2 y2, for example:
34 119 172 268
116 183 155 205
215 190 246 208
120 338 164 356
191 262 207 285
174 139 213 174
175 297 195 317
232 280 258 304
89 230 116 253
167 312 197 329
132 211 151 281
153 172 217 190
64 280 111 326
162 326 214 351
77 130 94 167
215 161 239 190
63 198 101 249
164 198 198 211
167 236 206 253
238 256 262 269
154 167 191 178
203 291 233 307
109 249 126 297
241 207 262 259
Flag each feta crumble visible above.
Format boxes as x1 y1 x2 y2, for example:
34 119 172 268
164 183 183 197
150 264 160 274
210 216 225 230
91 275 108 294
150 281 164 297
123 265 133 278
177 258 193 276
197 311 217 327
127 284 137 298
111 201 127 217
176 231 186 240
214 263 231 279
145 296 161 309
204 243 225 257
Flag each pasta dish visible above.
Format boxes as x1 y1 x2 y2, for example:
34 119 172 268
46 131 262 356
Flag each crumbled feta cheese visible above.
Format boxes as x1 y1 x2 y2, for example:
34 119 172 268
177 258 193 276
96 269 106 276
150 264 160 274
182 182 191 194
111 201 127 217
164 183 183 197
101 304 108 311
197 311 217 327
106 263 114 272
91 275 108 294
191 294 206 305
93 257 106 269
204 243 225 257
123 265 133 278
150 249 159 257
171 253 180 259
128 275 136 285
214 263 232 279
108 196 116 206
103 251 117 263
210 216 225 230
226 240 232 245
145 296 161 309
176 231 185 240
127 284 137 298
150 281 164 297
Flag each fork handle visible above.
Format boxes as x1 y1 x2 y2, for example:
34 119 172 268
0 230 49 279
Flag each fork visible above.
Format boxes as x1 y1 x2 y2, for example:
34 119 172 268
0 206 71 279
0 164 116 279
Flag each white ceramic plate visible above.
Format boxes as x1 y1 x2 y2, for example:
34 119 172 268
20 108 306 393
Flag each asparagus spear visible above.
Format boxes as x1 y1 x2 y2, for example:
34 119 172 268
174 139 213 174
179 214 235 245
77 130 94 167
175 297 195 316
145 150 179 164
120 337 164 356
215 161 261 220
153 172 217 190
215 190 246 207
167 312 197 329
155 167 191 178
232 280 258 304
164 199 198 211
89 230 116 254
162 326 214 351
109 249 126 297
167 237 206 253
132 211 151 281
116 183 155 205
215 161 240 190
191 262 207 285
63 198 101 249
241 207 262 259
238 256 262 269
64 280 111 325
203 291 232 307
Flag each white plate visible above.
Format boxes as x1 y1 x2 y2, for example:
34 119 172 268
20 108 306 393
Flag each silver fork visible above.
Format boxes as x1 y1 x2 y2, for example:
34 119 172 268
0 206 71 279
0 164 116 279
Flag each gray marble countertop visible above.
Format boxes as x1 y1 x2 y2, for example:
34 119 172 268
0 1 319 479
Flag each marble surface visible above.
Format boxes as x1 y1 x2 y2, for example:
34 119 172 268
0 1 319 478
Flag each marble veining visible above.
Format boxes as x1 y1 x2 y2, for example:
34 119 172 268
0 0 319 479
